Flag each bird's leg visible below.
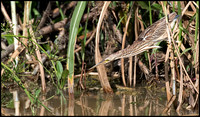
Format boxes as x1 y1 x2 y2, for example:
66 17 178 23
83 62 87 89
155 52 159 81
147 50 152 72
79 61 86 90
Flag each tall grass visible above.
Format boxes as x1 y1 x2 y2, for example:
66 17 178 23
67 1 86 94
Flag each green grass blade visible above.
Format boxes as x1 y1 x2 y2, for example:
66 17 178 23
172 1 175 12
56 1 65 20
81 5 90 61
56 61 63 86
178 1 182 41
194 1 199 65
1 62 33 104
67 1 86 93
195 1 199 44
149 1 152 25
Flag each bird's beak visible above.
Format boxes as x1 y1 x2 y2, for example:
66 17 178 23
88 59 107 70
175 15 180 19
170 14 180 29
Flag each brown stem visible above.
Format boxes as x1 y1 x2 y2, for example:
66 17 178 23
37 1 52 30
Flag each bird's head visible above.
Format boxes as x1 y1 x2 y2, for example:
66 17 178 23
168 12 180 29
89 53 119 70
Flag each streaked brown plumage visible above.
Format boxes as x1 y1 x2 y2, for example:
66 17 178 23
90 12 179 70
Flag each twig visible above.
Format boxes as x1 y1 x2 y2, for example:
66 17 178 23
162 95 176 114
29 21 46 92
176 58 183 113
181 1 192 17
74 28 96 53
1 2 12 23
163 7 176 96
77 31 93 42
1 45 25 76
121 4 133 87
11 1 19 67
1 41 7 51
37 1 52 30
172 34 199 94
36 18 68 37
192 1 199 9
161 2 172 101
1 44 14 60
133 7 139 87
128 56 133 86
74 72 99 79
95 1 113 93
79 61 86 90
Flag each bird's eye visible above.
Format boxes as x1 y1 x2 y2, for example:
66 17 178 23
103 59 110 64
105 59 109 62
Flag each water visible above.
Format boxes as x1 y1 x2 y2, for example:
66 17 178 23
1 86 198 116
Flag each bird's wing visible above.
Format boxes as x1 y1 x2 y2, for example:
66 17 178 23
138 17 165 41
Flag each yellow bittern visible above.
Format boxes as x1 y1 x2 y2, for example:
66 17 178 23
90 12 179 70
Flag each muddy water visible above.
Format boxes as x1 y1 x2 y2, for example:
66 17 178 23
1 86 198 116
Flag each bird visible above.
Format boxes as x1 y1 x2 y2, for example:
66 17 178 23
89 12 180 70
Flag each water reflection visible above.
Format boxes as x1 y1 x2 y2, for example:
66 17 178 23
1 86 198 116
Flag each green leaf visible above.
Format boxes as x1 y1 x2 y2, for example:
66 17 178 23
56 1 65 20
137 1 149 10
117 16 125 29
4 34 14 45
67 1 86 93
62 69 69 79
42 43 51 51
34 88 41 101
6 100 14 108
32 8 40 17
56 61 63 80
61 69 69 88
78 26 83 36
180 48 192 57
151 3 162 10
137 1 162 11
